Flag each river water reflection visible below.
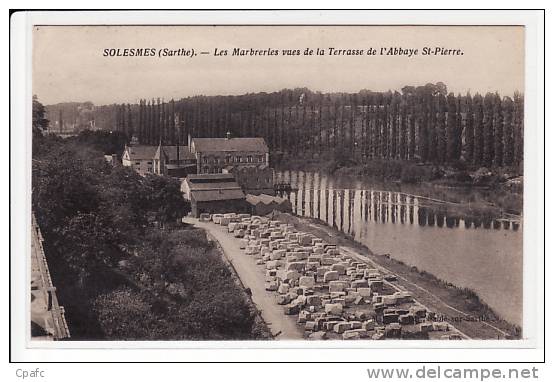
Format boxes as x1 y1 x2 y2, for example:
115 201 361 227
276 171 523 326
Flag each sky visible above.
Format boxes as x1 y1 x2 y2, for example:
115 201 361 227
33 25 525 106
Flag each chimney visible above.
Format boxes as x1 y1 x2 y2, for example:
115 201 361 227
226 131 231 140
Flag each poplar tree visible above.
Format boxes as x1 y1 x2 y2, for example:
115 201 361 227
473 94 484 165
408 100 416 160
333 100 339 150
399 98 407 160
455 94 463 160
280 95 285 152
126 104 133 140
446 93 458 162
502 96 514 166
493 93 504 167
464 92 474 164
436 93 447 163
418 97 429 162
482 93 495 166
318 98 323 155
427 94 437 162
383 103 390 159
390 92 400 159
513 91 524 167
170 99 176 144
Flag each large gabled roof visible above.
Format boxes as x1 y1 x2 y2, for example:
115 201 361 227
187 173 237 183
191 137 269 153
192 189 246 202
185 174 245 202
154 145 195 161
125 145 158 160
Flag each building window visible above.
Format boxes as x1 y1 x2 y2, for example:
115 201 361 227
147 161 152 165
203 157 208 164
235 156 241 163
203 166 209 173
214 157 220 164
258 155 264 162
247 155 253 163
226 155 231 163
135 161 140 165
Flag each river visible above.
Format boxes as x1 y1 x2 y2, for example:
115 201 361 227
275 170 523 326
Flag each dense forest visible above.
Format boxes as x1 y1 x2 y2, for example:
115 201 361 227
81 84 523 171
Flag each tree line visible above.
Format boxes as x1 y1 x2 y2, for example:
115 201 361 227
107 84 523 169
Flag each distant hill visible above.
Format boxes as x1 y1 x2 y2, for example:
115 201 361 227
45 102 96 132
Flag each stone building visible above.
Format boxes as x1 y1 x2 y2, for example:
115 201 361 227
189 134 273 194
121 144 157 176
189 134 269 174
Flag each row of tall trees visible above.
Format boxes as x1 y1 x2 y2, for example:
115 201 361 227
109 84 524 168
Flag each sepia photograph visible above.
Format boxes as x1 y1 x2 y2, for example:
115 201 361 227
27 21 529 345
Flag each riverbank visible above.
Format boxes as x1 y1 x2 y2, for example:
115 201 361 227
275 158 523 216
274 212 521 339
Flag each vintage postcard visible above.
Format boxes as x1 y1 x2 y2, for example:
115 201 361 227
11 11 543 361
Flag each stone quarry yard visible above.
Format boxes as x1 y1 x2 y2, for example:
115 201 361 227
183 212 500 341
275 213 520 340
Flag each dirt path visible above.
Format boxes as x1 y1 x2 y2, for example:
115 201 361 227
183 217 304 340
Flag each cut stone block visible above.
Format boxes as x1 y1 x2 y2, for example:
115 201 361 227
333 322 351 334
276 294 291 305
286 262 306 272
265 281 279 291
278 283 290 294
284 304 300 315
297 310 311 324
350 321 363 329
306 295 322 307
399 314 415 325
383 313 399 324
385 323 402 338
351 279 369 289
321 256 337 266
323 271 340 283
305 322 319 332
308 331 327 340
357 288 372 298
342 330 361 340
285 270 301 282
382 295 397 306
324 303 343 315
363 320 376 331
330 263 347 275
299 276 315 288
328 280 348 292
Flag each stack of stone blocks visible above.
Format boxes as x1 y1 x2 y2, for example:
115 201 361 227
204 212 451 340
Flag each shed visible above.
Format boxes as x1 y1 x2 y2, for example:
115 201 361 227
245 193 292 216
182 174 248 217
